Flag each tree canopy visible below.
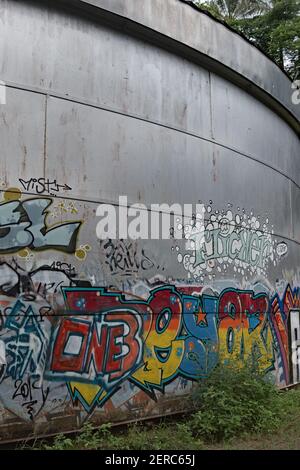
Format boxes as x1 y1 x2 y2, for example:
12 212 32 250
194 0 300 79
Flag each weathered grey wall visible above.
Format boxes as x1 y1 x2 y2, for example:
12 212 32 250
0 0 299 442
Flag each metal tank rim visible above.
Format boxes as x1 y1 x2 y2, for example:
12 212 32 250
47 0 300 134
180 0 296 83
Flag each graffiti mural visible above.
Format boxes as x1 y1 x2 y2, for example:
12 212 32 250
0 195 81 254
33 284 290 412
0 283 297 428
0 191 298 439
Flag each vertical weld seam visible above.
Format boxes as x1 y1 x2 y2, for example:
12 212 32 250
290 180 294 241
209 72 214 141
43 94 48 178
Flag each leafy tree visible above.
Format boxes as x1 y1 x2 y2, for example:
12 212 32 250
235 0 300 78
194 0 300 78
194 0 269 20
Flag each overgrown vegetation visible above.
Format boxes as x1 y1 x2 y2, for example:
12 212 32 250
24 362 300 450
189 362 287 442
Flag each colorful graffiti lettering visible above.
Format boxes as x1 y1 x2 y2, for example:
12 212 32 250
180 292 218 378
0 281 299 418
48 289 145 390
1 299 51 381
0 197 81 254
131 287 184 394
270 285 300 384
218 289 273 371
43 284 289 412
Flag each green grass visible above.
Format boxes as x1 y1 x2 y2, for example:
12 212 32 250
25 421 203 451
28 391 300 451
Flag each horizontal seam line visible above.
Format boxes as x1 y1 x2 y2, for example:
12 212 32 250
3 81 300 191
0 188 299 246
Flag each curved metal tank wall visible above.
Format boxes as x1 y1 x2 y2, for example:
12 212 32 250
0 0 299 440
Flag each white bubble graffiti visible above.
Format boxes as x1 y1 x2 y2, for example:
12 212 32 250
174 203 287 282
